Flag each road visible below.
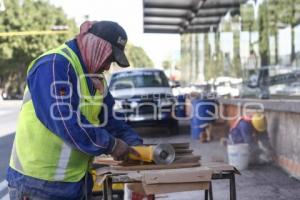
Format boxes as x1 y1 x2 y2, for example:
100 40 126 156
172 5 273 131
0 100 21 199
1 101 300 199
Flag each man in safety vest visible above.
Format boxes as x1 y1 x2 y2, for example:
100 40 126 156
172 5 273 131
229 113 274 164
7 21 143 199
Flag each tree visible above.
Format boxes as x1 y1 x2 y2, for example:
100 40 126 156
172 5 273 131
162 60 171 70
203 32 224 80
268 0 280 64
220 18 232 32
231 16 242 77
180 33 191 83
0 0 77 74
204 33 213 80
0 0 77 95
125 43 153 68
277 0 300 63
258 1 270 66
214 32 224 77
241 3 257 52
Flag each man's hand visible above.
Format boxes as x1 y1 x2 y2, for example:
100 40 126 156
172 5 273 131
111 139 140 161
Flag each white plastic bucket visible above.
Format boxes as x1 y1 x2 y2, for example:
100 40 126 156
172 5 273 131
227 143 250 170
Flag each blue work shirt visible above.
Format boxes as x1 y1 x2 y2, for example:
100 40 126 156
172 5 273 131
7 39 142 199
229 119 254 144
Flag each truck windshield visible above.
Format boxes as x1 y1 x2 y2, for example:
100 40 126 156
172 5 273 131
110 71 170 90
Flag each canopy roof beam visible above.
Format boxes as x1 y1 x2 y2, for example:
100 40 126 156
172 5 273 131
143 0 247 34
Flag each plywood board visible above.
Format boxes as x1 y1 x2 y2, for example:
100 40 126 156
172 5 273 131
175 152 194 157
201 162 240 174
142 182 210 195
171 143 190 149
94 157 120 166
143 167 212 184
111 162 200 171
174 155 201 163
175 149 194 154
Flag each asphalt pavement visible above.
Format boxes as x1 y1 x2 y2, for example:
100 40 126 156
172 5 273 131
0 100 21 200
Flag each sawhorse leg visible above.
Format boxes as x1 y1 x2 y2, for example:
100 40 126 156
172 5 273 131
211 172 237 200
204 182 213 200
229 173 236 200
103 176 113 200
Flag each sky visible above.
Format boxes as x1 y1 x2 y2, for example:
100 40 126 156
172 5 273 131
49 0 181 68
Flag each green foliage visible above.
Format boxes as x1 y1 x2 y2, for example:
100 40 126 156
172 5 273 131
258 1 270 66
241 3 258 31
267 0 279 35
179 34 191 83
260 0 300 64
220 19 232 32
162 60 171 70
231 31 242 77
125 43 153 68
203 33 224 80
204 33 212 80
276 0 300 62
0 0 77 75
276 0 300 26
0 0 153 94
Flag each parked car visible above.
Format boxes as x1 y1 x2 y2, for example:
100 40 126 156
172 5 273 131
214 76 242 97
275 82 300 96
109 68 179 134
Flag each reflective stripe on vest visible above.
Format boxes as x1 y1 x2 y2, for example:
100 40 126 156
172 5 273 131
10 44 104 182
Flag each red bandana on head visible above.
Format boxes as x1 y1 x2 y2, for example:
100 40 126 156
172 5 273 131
76 21 112 92
76 21 113 74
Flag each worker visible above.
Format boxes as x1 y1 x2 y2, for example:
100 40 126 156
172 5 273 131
6 21 143 199
228 113 274 164
199 123 212 143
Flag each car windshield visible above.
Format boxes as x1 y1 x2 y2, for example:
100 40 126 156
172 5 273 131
109 70 170 90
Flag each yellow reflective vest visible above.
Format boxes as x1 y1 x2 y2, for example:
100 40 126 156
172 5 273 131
10 44 103 182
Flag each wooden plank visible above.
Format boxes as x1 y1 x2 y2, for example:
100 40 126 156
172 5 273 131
174 155 201 163
94 157 120 166
201 162 240 174
171 143 190 149
175 149 193 154
142 182 210 195
143 168 212 184
173 146 190 150
111 162 200 171
174 151 194 156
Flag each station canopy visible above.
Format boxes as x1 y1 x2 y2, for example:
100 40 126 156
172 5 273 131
143 0 247 34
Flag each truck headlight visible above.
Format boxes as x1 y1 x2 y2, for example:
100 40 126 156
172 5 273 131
113 100 123 110
130 101 138 108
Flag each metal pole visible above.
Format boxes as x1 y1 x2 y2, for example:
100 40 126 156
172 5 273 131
229 173 236 200
103 176 113 200
209 182 213 200
205 189 209 200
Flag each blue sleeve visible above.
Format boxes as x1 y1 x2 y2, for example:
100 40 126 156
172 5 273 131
229 120 253 144
239 120 253 144
99 91 143 146
27 53 115 156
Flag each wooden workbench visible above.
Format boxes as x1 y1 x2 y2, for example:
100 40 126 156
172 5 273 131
95 161 239 200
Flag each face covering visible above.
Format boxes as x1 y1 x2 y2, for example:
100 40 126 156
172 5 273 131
76 21 113 92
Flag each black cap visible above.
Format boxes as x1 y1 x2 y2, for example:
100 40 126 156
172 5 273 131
88 21 129 67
